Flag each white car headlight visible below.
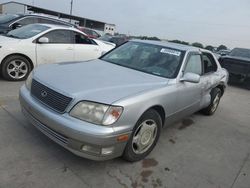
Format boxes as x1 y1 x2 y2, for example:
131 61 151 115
25 71 33 91
70 101 123 125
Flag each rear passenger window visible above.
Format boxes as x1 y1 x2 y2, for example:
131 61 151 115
73 32 93 44
184 54 202 75
202 53 217 73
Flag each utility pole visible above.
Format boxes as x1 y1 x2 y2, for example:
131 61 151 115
69 0 73 23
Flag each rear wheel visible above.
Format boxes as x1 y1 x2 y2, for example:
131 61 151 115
123 109 162 162
1 55 31 81
202 88 222 115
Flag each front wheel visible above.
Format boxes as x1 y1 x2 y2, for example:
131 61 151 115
201 88 222 115
123 109 162 162
1 55 31 81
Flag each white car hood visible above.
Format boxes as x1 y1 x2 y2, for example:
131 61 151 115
93 39 116 54
0 35 21 44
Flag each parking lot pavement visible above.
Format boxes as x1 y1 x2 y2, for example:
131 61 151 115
0 79 250 188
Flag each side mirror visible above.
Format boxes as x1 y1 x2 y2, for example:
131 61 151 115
12 23 22 29
180 72 200 83
38 37 49 44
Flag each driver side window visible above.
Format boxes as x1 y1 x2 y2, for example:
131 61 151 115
184 54 202 75
42 30 73 43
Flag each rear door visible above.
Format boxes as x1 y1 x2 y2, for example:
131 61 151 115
36 29 74 65
201 52 221 93
73 31 102 61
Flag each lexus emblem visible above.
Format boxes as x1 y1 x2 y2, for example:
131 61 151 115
41 90 47 98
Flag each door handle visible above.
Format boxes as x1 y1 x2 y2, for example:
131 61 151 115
66 47 73 50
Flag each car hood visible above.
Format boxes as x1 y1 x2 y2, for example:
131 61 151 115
33 59 169 104
93 39 116 53
0 35 21 44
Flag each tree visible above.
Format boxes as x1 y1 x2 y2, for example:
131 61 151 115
169 40 189 45
217 45 227 51
205 45 214 51
192 42 204 48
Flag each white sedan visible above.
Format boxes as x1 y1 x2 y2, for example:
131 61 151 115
0 24 115 81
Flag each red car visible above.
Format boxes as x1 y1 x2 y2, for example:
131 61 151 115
77 27 101 39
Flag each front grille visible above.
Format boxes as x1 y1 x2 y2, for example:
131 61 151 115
31 79 72 113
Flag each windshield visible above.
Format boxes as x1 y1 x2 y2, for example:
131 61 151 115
101 41 185 78
0 14 20 24
6 24 50 39
229 48 250 59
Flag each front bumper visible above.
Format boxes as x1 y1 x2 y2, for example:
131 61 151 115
19 86 131 161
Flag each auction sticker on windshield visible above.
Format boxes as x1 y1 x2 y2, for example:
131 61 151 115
160 48 181 56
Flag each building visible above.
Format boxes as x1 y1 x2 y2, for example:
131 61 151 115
0 1 116 35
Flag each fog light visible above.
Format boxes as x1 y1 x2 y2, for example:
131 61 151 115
101 147 114 155
81 145 100 155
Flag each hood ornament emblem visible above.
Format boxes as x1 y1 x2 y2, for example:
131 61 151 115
41 90 47 98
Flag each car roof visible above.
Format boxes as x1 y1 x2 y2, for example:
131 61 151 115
16 14 74 25
35 23 72 29
32 23 86 35
131 39 201 52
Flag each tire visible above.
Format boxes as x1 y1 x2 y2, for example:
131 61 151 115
123 109 162 162
1 55 31 81
201 88 222 115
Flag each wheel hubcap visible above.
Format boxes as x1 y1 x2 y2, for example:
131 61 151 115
211 94 220 112
7 60 28 79
132 119 157 154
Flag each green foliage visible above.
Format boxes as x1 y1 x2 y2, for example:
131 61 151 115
192 42 204 48
217 45 227 51
168 40 189 45
205 45 214 51
131 36 161 41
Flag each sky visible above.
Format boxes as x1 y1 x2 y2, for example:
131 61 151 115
1 0 250 49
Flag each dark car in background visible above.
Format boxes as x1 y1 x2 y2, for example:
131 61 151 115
78 27 101 39
0 14 75 34
219 48 250 89
98 34 129 46
217 49 231 56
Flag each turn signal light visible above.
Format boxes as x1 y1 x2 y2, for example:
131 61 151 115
117 134 129 142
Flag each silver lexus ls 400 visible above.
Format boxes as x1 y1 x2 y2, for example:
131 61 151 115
19 40 228 161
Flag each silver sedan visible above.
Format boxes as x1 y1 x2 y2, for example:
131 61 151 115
19 40 228 161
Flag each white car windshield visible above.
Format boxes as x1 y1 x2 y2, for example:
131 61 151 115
101 41 185 78
6 24 50 39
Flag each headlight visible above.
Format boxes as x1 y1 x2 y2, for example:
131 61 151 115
25 71 33 91
70 101 123 125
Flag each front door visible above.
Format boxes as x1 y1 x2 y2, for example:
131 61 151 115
176 53 203 117
36 29 74 65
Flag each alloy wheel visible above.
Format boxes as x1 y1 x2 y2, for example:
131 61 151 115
7 60 28 79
